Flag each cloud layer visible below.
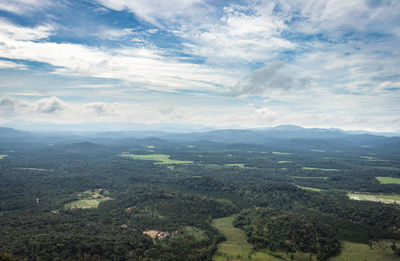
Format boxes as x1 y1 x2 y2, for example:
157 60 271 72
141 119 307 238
0 0 399 131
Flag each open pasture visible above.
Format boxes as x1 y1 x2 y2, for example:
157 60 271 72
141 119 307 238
272 151 292 156
376 177 400 184
120 153 194 165
331 241 399 261
302 167 340 171
348 193 400 204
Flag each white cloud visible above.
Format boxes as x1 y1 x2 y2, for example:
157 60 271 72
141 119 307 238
178 3 295 63
85 102 117 116
97 0 203 26
233 61 311 96
36 96 65 113
0 18 54 41
1 96 399 132
0 19 236 94
0 0 51 14
0 60 27 70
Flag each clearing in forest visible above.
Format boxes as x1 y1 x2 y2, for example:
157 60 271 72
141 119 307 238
64 189 112 209
272 151 292 156
212 215 315 261
376 177 400 184
0 154 8 159
296 185 322 192
331 241 400 261
302 167 340 171
310 149 325 152
120 153 194 165
348 193 400 204
278 160 291 163
224 163 246 168
292 176 329 180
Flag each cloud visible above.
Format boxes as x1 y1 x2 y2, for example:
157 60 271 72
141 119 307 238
0 0 51 14
85 102 116 116
0 96 16 113
0 60 27 70
0 18 54 41
0 96 30 115
36 96 65 113
96 0 203 26
177 3 295 63
0 19 234 94
233 61 312 96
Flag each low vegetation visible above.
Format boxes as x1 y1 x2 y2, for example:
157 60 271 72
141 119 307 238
348 193 400 204
272 151 292 155
376 176 400 184
64 189 111 209
120 153 194 164
302 167 340 171
212 215 280 261
331 241 400 261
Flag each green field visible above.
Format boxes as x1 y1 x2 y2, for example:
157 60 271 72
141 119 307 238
120 153 194 165
14 167 52 172
64 189 111 209
272 151 292 156
360 156 389 162
146 145 155 149
0 154 8 159
182 226 207 241
376 177 400 184
302 167 340 171
296 185 322 192
348 193 400 204
310 149 325 152
278 160 291 163
212 215 279 261
224 163 246 168
331 241 399 261
292 176 329 180
64 199 103 209
212 215 315 261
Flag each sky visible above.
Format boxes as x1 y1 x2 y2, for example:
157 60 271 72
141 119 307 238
0 0 399 132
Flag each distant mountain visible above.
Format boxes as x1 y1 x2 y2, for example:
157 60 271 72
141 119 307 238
1 125 399 152
0 127 31 138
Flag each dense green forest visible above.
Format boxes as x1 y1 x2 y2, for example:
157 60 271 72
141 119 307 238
0 127 400 260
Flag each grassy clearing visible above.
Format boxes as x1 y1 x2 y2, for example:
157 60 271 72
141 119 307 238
146 145 155 149
348 193 400 204
360 156 389 162
212 215 278 261
183 226 207 241
302 167 340 171
64 199 102 209
296 185 322 192
224 163 246 168
0 154 8 159
120 153 194 165
331 241 399 261
278 160 291 163
272 151 292 156
292 176 329 180
14 167 53 172
64 189 111 209
376 177 400 184
310 149 325 152
212 215 315 261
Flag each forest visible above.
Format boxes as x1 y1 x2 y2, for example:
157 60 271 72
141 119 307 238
0 126 400 260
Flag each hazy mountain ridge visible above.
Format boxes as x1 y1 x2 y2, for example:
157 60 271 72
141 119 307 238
1 125 399 152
